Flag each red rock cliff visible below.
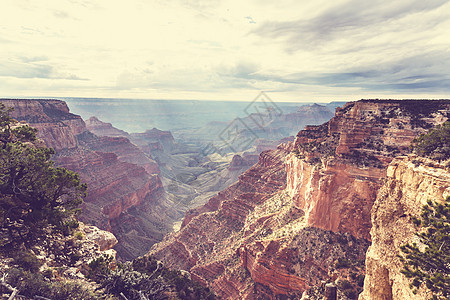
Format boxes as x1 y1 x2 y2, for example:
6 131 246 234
0 99 178 259
287 99 450 239
1 99 86 150
150 99 450 299
85 116 129 138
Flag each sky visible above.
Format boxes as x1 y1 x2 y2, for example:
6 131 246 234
1 0 450 102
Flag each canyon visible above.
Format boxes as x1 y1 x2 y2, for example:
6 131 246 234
2 98 450 299
1 98 335 260
149 99 450 299
1 99 180 260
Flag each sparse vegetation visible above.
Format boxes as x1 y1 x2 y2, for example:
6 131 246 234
342 150 383 168
0 103 215 300
12 250 43 273
4 267 99 300
99 255 216 300
1 103 87 247
399 196 450 299
412 121 450 161
294 133 340 159
335 257 351 269
87 254 114 281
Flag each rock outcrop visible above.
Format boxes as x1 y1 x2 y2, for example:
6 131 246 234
82 224 118 252
0 99 179 259
228 154 259 171
85 116 129 137
287 99 450 240
359 156 450 300
150 99 450 299
131 128 176 153
1 99 86 151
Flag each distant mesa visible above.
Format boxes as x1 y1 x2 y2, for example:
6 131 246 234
85 116 129 138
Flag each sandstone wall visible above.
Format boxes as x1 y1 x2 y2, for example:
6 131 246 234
285 154 382 240
359 156 450 300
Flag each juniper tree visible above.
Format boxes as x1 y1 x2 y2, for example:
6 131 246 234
0 103 86 244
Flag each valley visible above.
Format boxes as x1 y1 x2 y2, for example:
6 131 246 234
1 98 449 299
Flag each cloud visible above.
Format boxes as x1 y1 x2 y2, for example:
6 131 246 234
2 0 449 100
247 50 450 93
0 60 87 80
18 56 49 63
218 62 259 79
245 16 256 24
53 10 70 19
114 60 264 93
252 0 448 51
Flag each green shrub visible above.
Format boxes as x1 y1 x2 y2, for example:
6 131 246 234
356 274 365 287
399 197 450 299
340 279 353 290
412 121 450 161
335 257 351 269
0 104 87 246
101 256 216 300
42 268 54 279
87 254 113 281
74 231 84 240
5 268 99 300
13 250 42 272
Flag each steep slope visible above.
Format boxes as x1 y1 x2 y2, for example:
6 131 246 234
149 99 450 299
359 156 450 300
287 99 450 239
85 116 259 223
0 99 179 259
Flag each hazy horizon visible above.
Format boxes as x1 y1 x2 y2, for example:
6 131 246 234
61 96 338 133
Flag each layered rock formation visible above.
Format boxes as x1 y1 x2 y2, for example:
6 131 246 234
130 128 176 153
84 112 262 233
359 156 450 300
1 99 85 151
151 146 370 299
0 99 179 259
76 131 160 174
287 99 450 240
85 116 129 137
149 99 450 299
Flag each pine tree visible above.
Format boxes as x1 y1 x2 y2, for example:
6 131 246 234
0 103 87 245
399 197 450 299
